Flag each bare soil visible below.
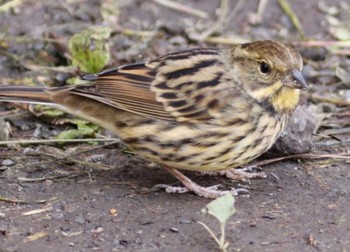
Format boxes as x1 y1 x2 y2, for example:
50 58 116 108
0 1 349 251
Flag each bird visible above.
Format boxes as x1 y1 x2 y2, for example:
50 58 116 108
0 40 307 198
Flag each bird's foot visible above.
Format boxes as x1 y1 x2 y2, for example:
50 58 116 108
154 167 249 198
153 183 244 198
199 165 267 182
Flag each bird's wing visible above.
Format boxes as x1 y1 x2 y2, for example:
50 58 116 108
71 48 237 122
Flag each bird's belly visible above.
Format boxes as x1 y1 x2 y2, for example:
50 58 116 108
118 116 285 172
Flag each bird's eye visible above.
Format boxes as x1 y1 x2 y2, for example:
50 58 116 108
259 62 271 74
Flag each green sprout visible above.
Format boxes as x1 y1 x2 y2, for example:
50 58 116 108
199 193 236 252
68 26 111 73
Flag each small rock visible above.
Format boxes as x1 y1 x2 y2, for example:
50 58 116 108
50 211 64 220
74 213 85 224
170 227 179 233
247 12 262 26
60 224 70 232
55 72 70 84
0 212 6 219
272 105 321 155
113 239 127 249
169 36 187 46
178 219 192 224
91 227 104 234
0 119 10 141
1 159 15 166
112 239 122 247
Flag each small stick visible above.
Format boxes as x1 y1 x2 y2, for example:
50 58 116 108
0 196 25 204
0 0 28 13
0 138 119 145
278 0 305 37
310 95 350 106
254 153 350 167
291 40 350 47
152 0 209 19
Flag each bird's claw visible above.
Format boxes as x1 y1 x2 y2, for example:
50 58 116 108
153 183 244 198
199 165 267 182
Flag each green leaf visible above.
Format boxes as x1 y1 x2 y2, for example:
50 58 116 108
32 105 66 118
68 26 111 73
201 193 235 224
56 120 99 140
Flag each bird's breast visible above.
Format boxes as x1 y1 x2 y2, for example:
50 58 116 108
116 112 287 172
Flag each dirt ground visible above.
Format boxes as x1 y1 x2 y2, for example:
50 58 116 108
0 0 350 251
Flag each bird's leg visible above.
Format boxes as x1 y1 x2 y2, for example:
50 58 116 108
199 165 267 182
154 166 248 198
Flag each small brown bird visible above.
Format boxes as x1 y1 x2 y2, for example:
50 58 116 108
0 40 307 198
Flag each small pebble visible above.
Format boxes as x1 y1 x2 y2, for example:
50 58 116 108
91 227 104 233
60 224 70 232
272 106 318 155
113 239 122 247
74 213 85 224
1 159 15 166
170 227 179 233
178 219 192 224
169 36 187 46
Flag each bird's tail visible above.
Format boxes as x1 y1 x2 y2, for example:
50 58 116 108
0 85 53 105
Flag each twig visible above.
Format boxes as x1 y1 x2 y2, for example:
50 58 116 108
247 0 268 25
254 153 350 167
1 35 64 44
202 36 249 45
314 139 350 148
0 0 28 13
0 196 25 204
10 29 349 50
113 26 250 45
332 112 350 117
20 64 76 74
16 140 121 171
0 196 46 204
17 174 79 182
114 27 154 37
197 0 229 40
291 40 350 47
22 205 52 216
25 232 48 242
152 0 209 19
331 49 350 56
278 0 304 37
323 127 350 136
256 0 269 18
186 32 251 45
60 157 116 171
0 50 74 74
197 0 244 41
310 95 350 106
0 109 30 117
0 138 120 145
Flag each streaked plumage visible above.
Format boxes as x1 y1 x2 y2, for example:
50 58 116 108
0 40 307 198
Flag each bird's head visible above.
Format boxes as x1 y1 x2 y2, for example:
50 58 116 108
231 40 307 114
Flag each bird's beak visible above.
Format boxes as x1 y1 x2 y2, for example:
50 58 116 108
282 69 308 89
